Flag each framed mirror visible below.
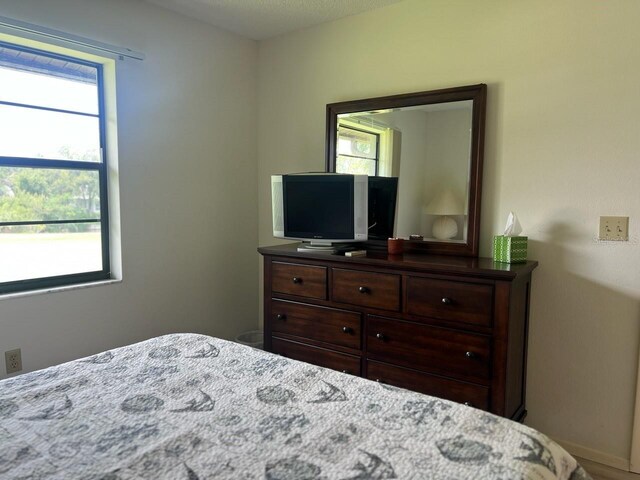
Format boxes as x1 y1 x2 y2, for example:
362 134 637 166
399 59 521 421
326 84 486 257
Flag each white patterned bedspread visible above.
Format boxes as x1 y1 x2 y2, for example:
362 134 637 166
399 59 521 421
0 333 590 480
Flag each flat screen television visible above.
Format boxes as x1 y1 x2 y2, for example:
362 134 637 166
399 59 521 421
367 176 398 241
271 173 368 252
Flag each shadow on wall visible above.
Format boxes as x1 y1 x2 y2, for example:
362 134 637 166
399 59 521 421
477 81 503 258
525 228 640 453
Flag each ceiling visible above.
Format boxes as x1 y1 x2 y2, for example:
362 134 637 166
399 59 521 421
143 0 405 40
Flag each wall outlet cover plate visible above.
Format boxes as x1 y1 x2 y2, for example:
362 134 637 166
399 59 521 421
5 349 22 374
599 216 629 241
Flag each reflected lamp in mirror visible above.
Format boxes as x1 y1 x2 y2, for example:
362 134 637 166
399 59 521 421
424 189 464 240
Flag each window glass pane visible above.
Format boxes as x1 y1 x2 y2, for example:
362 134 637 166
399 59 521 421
0 225 103 283
0 167 100 222
0 105 100 161
337 156 376 176
0 42 108 292
0 45 98 114
337 127 378 160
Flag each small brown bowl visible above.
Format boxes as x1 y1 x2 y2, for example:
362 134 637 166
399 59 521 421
387 238 404 255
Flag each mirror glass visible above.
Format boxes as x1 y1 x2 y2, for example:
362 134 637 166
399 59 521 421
326 84 486 256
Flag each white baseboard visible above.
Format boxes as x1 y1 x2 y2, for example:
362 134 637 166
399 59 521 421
556 438 630 472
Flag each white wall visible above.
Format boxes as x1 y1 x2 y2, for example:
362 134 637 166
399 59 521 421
0 0 259 378
384 110 429 236
257 0 640 463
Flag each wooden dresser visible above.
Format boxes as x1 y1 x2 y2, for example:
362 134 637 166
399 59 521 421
258 243 537 421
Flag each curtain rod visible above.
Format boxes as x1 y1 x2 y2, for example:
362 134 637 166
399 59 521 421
0 15 145 61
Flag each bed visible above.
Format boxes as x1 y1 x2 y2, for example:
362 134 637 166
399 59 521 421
0 333 590 479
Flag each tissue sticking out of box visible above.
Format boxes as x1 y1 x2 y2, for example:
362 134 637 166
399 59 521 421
503 211 522 236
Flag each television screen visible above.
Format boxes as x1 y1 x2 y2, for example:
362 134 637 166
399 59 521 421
284 175 354 240
367 176 398 240
271 173 368 250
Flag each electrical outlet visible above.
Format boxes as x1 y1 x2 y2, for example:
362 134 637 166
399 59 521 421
599 216 629 241
5 349 22 374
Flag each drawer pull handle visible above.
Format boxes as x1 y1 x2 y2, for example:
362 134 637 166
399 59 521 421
358 286 370 294
376 333 386 341
464 401 473 407
465 351 476 359
276 314 286 321
342 326 353 334
292 277 302 284
441 297 452 305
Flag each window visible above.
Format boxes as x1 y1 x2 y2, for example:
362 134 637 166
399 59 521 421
0 41 110 294
336 125 380 176
335 118 400 178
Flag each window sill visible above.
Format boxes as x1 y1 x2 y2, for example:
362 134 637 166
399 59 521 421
0 278 122 302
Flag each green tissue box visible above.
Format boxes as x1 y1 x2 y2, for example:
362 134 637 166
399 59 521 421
493 235 528 263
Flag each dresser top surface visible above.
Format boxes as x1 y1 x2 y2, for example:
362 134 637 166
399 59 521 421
258 243 537 280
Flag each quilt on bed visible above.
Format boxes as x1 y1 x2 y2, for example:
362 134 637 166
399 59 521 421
0 333 590 480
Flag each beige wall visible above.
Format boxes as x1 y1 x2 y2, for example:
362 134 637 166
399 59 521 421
0 0 259 377
257 0 640 462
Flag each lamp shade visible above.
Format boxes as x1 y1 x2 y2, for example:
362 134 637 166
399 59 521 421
424 189 465 216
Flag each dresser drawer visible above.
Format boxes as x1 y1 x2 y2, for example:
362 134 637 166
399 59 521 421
271 300 361 349
406 277 493 327
367 316 491 384
367 360 489 410
271 338 361 375
332 268 400 311
272 262 327 300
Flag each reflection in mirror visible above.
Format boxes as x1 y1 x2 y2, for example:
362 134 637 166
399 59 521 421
327 84 486 256
336 101 472 243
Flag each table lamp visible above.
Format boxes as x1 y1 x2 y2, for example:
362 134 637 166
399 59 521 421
424 189 464 240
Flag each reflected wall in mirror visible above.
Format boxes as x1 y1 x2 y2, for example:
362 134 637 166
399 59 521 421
326 84 486 256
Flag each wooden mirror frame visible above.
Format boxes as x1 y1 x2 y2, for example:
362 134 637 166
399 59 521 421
326 84 486 257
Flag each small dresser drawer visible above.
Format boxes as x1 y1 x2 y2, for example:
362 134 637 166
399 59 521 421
271 300 361 350
272 262 327 300
367 360 490 410
272 338 361 375
367 316 491 384
406 276 493 327
332 268 400 311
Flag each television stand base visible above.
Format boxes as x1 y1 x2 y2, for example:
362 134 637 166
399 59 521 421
296 243 336 254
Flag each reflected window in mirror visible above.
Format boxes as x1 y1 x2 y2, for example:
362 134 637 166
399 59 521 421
337 124 379 176
337 118 400 177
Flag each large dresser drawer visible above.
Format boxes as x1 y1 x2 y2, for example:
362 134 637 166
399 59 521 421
367 360 490 410
272 262 327 300
367 315 491 384
271 300 361 349
332 268 400 311
271 338 361 375
406 276 493 327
